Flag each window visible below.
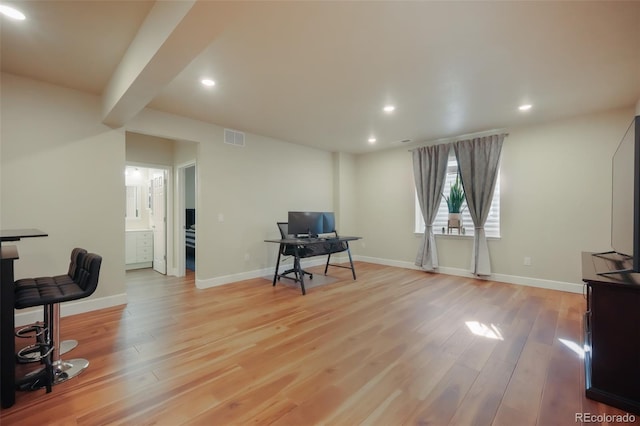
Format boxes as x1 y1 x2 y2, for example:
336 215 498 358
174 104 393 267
415 150 501 238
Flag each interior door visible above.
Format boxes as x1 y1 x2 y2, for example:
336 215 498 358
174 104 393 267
150 171 167 274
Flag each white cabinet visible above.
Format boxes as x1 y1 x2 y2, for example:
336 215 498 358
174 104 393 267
125 230 153 270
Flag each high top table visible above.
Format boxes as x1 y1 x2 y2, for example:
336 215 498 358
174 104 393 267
1 229 48 408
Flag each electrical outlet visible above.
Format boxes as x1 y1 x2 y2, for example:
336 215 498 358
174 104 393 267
244 253 250 261
524 256 532 266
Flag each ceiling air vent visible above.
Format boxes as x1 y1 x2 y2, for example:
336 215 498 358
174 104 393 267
224 129 245 147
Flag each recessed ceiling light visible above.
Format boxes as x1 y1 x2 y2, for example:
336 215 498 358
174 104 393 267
201 79 216 87
518 104 532 111
383 105 395 113
0 4 26 20
368 137 376 143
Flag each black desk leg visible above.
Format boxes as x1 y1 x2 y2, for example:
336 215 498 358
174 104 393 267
273 245 283 286
346 243 356 280
294 245 306 295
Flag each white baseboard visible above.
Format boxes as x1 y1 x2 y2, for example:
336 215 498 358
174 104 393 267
354 255 584 294
14 293 128 327
195 257 331 289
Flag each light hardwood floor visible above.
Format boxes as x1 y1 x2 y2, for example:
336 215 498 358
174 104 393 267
1 262 637 425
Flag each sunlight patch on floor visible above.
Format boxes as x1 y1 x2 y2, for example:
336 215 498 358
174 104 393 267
465 321 504 340
559 338 585 359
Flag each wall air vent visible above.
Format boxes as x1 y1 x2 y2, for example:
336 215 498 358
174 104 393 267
224 129 245 147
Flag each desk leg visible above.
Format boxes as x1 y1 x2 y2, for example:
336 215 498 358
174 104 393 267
294 246 306 295
1 258 16 408
346 243 356 280
273 245 283 286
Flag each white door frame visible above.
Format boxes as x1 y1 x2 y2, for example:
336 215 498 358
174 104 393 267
125 161 174 275
176 161 196 277
150 169 167 274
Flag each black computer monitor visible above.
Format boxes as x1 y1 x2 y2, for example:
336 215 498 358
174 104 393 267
288 211 323 237
322 212 335 233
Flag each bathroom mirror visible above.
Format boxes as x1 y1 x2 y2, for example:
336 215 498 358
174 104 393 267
125 185 141 219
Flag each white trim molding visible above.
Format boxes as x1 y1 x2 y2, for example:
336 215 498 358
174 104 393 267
354 255 583 294
195 257 332 289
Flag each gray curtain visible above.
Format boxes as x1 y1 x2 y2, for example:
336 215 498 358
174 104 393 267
412 143 450 270
453 134 505 275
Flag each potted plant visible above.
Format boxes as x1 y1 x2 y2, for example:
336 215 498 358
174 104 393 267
443 174 465 231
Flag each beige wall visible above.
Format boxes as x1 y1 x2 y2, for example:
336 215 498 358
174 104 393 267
127 109 335 286
174 140 198 166
1 73 126 310
333 152 358 235
1 73 336 319
489 109 631 283
125 131 175 165
122 105 337 284
2 70 636 323
354 107 635 286
354 147 418 262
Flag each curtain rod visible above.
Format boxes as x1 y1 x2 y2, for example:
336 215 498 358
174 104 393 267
408 129 509 152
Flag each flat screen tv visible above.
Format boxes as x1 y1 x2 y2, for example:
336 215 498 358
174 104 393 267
598 115 640 274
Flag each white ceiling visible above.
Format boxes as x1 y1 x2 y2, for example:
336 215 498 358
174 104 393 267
2 0 639 154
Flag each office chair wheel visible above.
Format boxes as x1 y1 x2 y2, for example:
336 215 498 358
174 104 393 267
309 274 313 279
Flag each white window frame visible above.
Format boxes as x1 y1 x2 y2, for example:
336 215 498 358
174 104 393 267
415 150 501 238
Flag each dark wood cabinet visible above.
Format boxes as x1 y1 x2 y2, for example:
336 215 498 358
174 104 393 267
1 246 19 408
583 252 640 414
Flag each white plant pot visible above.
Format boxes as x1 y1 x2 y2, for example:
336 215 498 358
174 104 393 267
448 212 462 228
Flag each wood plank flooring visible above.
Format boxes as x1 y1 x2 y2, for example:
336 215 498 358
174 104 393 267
1 262 637 425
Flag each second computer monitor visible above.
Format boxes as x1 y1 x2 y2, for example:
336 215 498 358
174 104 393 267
322 212 335 233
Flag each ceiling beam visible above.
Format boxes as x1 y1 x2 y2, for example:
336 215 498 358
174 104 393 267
101 0 227 127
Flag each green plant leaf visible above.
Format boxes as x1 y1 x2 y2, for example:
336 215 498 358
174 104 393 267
443 174 465 213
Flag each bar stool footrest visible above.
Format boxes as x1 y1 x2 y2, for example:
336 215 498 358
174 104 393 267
16 343 54 364
15 322 45 339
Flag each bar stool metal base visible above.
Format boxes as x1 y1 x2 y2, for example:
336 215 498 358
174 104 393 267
52 358 89 384
17 358 89 391
60 340 78 355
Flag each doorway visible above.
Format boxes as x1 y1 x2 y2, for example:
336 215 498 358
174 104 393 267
125 165 168 274
185 165 196 271
177 162 196 276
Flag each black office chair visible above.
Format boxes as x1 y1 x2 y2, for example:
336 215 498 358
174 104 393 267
275 222 313 282
14 251 102 391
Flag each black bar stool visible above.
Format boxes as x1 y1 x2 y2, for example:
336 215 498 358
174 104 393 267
14 251 102 390
15 248 87 362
